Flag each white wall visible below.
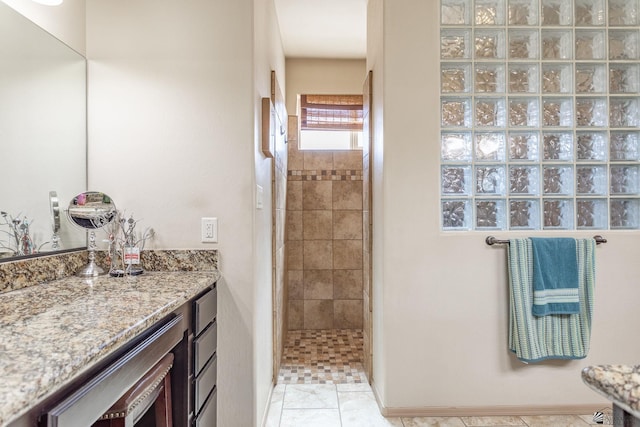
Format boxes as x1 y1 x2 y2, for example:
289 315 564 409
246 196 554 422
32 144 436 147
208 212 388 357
254 0 286 424
86 1 284 425
367 0 387 405
285 58 366 116
369 0 640 413
2 0 85 55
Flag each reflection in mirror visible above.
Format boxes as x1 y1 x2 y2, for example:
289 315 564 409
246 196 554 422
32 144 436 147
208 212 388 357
0 2 87 262
49 191 61 250
67 192 117 277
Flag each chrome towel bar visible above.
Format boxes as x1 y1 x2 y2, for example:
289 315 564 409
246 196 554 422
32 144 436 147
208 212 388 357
485 235 607 246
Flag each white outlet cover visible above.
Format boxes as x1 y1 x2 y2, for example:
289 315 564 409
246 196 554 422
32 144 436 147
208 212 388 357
201 217 218 243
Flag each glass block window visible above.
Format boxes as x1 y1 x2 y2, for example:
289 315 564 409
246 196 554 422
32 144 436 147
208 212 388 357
440 0 640 230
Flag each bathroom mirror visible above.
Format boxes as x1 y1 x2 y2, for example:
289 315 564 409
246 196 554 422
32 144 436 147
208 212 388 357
67 192 117 277
0 2 87 261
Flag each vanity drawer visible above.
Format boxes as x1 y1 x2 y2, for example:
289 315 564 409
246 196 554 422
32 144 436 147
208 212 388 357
195 389 216 427
194 355 217 414
194 285 217 337
194 321 217 376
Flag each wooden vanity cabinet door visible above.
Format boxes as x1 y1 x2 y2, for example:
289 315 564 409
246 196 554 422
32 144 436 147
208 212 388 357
195 389 217 427
194 322 217 376
193 285 217 336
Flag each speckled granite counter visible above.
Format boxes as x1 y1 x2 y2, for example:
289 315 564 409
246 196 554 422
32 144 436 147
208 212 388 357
582 365 640 421
0 269 220 427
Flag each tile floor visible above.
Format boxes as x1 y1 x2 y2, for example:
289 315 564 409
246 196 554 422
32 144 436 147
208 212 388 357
270 329 612 426
264 382 612 427
277 329 367 384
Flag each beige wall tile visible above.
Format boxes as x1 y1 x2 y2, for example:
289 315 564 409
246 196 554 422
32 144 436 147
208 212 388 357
333 240 363 270
286 210 303 241
333 150 363 170
303 210 333 240
303 240 333 270
288 300 304 330
287 240 303 270
362 329 371 379
288 115 298 141
333 210 363 240
287 116 300 170
303 150 334 170
304 300 334 329
362 160 370 211
276 171 287 209
288 147 304 170
363 291 370 328
276 208 286 249
303 181 332 210
288 270 304 300
362 249 370 297
334 269 363 299
304 270 333 299
362 210 370 249
332 181 362 210
287 181 303 211
334 300 363 328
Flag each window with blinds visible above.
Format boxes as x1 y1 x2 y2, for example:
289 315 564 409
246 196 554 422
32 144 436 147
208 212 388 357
299 94 364 150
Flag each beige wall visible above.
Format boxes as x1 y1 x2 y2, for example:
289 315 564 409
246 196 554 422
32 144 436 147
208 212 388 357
285 58 367 116
368 0 640 413
2 0 85 55
86 1 284 426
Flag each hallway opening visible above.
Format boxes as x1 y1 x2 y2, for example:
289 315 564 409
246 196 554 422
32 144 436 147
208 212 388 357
280 114 367 385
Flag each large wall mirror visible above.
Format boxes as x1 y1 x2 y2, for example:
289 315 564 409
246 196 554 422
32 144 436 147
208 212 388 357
0 2 86 261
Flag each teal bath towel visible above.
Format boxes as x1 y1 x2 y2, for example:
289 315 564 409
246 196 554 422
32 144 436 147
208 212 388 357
507 238 596 363
530 237 579 316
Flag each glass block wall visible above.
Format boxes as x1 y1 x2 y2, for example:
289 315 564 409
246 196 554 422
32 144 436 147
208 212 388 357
440 0 640 231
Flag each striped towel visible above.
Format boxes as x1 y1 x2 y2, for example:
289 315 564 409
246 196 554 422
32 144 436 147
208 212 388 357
508 238 595 363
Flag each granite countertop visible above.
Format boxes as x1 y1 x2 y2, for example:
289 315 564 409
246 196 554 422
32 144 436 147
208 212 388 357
582 365 640 418
0 270 220 427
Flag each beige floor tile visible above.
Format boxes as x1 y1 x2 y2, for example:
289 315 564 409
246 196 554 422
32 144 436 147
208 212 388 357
519 415 590 426
403 417 466 427
283 384 338 409
461 415 526 426
338 391 404 427
264 385 286 427
280 408 341 427
336 382 372 392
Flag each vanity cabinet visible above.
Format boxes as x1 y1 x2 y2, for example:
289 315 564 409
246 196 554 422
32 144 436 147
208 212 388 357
191 285 217 426
5 280 218 427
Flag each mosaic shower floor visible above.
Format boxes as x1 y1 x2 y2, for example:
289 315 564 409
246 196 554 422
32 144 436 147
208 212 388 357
277 329 367 384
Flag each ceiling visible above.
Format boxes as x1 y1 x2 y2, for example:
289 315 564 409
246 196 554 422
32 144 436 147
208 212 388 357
273 0 367 59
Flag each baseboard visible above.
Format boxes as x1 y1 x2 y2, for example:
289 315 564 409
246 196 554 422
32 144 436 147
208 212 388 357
370 381 608 418
260 383 275 427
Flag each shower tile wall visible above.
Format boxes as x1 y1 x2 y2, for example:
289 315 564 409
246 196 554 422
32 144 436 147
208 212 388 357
286 120 364 330
272 112 289 376
362 71 372 381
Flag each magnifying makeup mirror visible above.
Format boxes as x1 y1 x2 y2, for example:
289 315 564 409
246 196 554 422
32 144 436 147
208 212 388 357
67 191 116 277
